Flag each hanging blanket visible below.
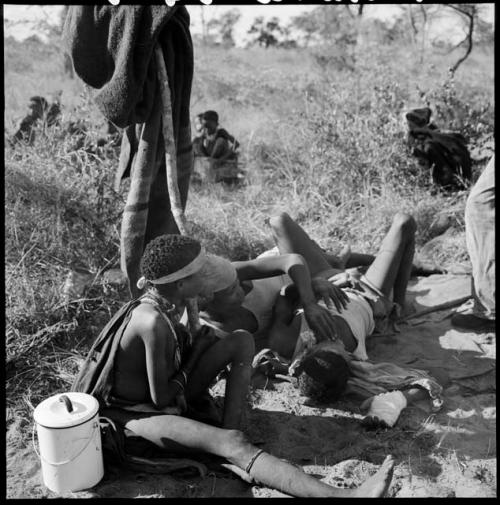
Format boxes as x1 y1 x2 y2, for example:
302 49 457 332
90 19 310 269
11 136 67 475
63 6 194 296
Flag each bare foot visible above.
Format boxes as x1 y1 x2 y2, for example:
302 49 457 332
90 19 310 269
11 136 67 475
351 455 394 498
337 245 351 270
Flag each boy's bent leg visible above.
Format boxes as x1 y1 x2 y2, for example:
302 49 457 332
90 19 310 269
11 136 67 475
269 212 333 276
186 330 254 429
364 213 416 307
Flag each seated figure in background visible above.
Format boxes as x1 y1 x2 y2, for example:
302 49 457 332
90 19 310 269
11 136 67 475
10 95 61 145
193 110 239 162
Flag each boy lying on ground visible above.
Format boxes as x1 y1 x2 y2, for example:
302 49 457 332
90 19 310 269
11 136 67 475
72 234 394 497
198 212 443 428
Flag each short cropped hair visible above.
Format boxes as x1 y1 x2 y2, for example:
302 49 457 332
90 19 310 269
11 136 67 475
203 110 219 123
297 349 350 402
140 234 202 281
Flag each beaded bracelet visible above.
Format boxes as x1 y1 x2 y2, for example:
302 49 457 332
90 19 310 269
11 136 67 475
179 369 188 383
171 378 185 392
245 449 265 475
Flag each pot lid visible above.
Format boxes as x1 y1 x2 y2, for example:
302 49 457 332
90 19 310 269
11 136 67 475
34 392 99 428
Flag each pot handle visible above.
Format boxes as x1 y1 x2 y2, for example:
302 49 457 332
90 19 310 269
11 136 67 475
59 394 74 413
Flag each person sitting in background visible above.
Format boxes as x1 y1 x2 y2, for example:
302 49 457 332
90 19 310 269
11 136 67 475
193 110 239 162
451 155 495 331
192 112 205 157
72 233 395 498
405 106 471 191
10 95 61 146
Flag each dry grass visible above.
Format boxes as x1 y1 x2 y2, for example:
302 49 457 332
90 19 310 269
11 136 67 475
4 32 494 456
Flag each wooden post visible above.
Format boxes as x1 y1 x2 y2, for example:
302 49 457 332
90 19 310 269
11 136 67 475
155 45 201 333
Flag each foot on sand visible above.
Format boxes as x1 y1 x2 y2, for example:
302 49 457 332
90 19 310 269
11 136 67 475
362 390 408 429
351 455 395 497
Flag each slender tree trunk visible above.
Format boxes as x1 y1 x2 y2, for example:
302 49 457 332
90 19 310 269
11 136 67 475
407 5 418 48
200 8 207 44
449 8 475 75
419 5 428 65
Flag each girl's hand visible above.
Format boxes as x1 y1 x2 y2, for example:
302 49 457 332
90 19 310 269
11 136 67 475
303 303 339 342
329 268 364 291
311 277 349 312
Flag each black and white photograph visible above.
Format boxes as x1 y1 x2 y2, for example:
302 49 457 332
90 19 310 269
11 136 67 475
5 2 495 499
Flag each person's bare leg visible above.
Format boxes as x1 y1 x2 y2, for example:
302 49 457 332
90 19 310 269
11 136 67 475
113 410 394 497
246 451 394 498
185 330 254 429
345 252 376 269
269 213 384 276
268 212 336 276
364 213 416 308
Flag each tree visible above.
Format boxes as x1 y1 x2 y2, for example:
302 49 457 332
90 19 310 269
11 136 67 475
446 4 478 75
473 17 494 46
290 11 318 48
247 16 284 48
206 9 241 47
290 6 357 47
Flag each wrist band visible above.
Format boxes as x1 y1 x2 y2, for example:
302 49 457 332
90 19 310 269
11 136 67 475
245 449 265 475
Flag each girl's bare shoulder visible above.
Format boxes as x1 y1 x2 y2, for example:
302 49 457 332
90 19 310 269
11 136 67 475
129 302 172 335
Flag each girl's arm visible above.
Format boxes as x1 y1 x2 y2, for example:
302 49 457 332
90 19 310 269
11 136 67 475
141 314 183 409
233 254 344 341
267 292 302 360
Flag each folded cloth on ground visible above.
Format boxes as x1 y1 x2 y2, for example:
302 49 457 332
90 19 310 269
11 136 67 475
361 390 408 428
288 327 443 411
347 360 444 411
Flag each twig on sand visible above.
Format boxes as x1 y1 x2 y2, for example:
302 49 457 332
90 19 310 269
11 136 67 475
398 295 472 323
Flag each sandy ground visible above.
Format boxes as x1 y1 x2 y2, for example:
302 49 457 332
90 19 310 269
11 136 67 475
6 274 496 498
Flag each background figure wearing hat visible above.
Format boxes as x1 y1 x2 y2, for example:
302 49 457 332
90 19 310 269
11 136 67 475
405 106 471 190
451 155 495 331
192 110 239 162
73 234 394 497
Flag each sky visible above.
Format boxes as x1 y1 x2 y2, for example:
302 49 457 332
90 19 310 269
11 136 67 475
2 4 495 45
187 4 402 45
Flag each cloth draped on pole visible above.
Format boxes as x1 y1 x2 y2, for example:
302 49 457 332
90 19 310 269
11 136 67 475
63 5 194 297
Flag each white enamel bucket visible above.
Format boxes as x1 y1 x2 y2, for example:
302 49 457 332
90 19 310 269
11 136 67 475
33 392 104 494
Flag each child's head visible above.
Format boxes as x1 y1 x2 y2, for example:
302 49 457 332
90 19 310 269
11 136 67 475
140 234 202 282
138 235 237 299
138 234 207 297
201 110 219 133
297 348 350 402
